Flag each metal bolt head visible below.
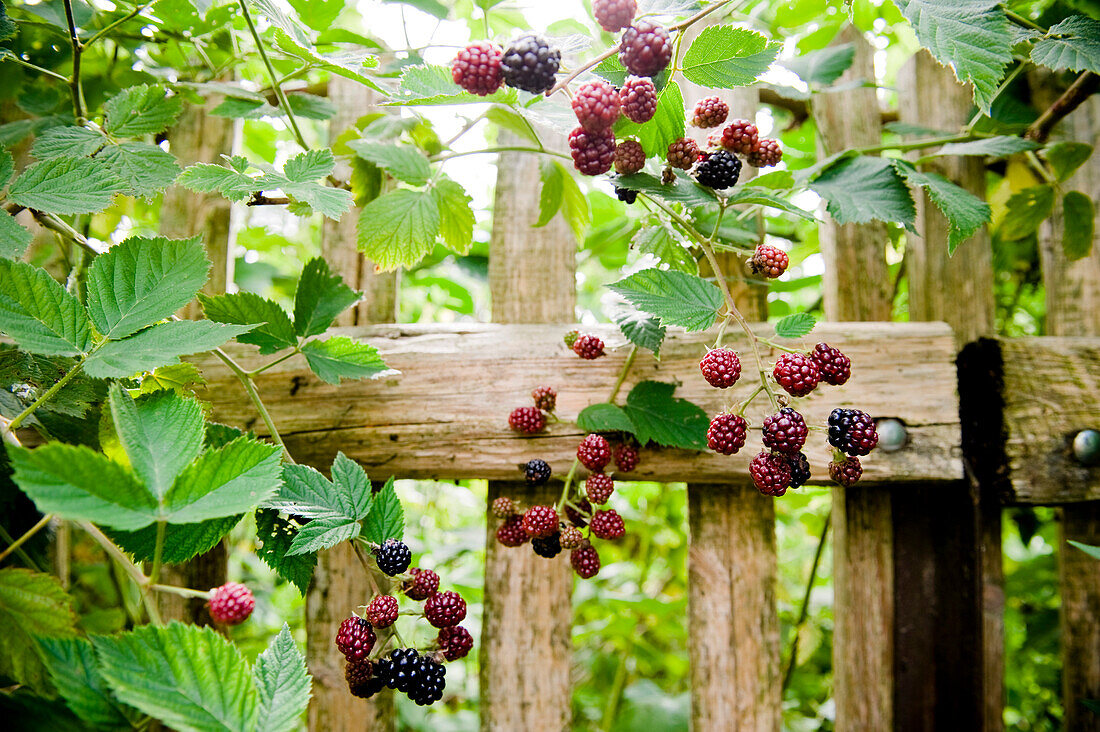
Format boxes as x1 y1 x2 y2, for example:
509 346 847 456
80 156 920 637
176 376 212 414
876 418 908 452
1073 429 1100 466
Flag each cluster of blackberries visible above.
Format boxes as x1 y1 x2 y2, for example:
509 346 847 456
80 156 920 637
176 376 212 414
564 330 605 359
451 34 561 97
772 342 852 398
508 384 558 435
345 649 446 705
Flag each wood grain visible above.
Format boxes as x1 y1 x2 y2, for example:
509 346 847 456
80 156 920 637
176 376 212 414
1061 506 1100 732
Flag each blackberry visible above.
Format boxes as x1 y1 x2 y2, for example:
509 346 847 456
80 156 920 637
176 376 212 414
532 532 562 558
496 515 529 547
565 497 592 527
761 407 808 454
407 656 446 706
667 137 700 170
614 140 646 175
830 456 863 487
772 353 820 397
563 330 579 348
571 542 601 578
524 458 552 487
593 0 636 32
569 126 616 175
590 509 625 540
335 616 376 662
811 343 851 386
373 539 412 576
585 472 615 504
560 525 584 550
827 409 879 456
403 567 440 600
573 333 605 359
508 406 547 434
747 138 782 168
694 150 742 189
522 504 559 538
572 80 621 131
501 34 560 94
699 347 742 388
577 433 612 471
714 119 758 155
616 187 638 204
207 582 254 625
491 496 516 518
532 385 557 412
620 76 657 123
366 595 399 628
750 243 788 278
787 451 811 489
451 42 504 96
385 648 420 692
424 591 467 629
749 451 791 497
347 659 386 699
692 96 729 128
613 443 639 472
438 625 474 661
707 413 748 455
619 20 672 77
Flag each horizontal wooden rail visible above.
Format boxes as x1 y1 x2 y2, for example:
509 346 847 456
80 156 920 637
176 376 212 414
191 322 962 485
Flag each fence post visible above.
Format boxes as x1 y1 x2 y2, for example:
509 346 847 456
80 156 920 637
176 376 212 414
481 133 575 731
896 50 1003 732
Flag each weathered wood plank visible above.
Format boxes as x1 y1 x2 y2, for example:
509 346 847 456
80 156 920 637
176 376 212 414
189 322 961 485
1061 505 1100 732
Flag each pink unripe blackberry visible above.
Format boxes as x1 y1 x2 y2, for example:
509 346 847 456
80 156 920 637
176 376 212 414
750 451 792 497
667 137 700 170
593 0 636 32
496 515 529 547
508 406 547 434
750 243 789 278
577 433 612 471
573 333 605 359
619 20 672 77
451 42 504 96
571 542 601 578
620 76 657 123
532 385 557 411
707 413 748 455
773 353 820 397
585 472 615 504
423 591 467 629
522 505 559 538
713 119 759 155
614 140 646 175
590 509 625 540
560 526 585 549
692 96 729 128
830 456 863 486
699 347 742 388
569 126 616 176
491 496 516 518
747 138 783 168
366 595 399 628
438 625 474 661
613 443 639 472
207 582 254 625
403 567 440 600
335 616 376 661
572 80 621 131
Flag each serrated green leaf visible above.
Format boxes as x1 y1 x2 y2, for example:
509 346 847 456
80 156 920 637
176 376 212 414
616 171 718 208
363 477 403 544
0 148 12 189
103 85 184 137
271 453 372 522
293 257 360 337
201 292 298 354
930 136 1040 158
109 385 204 499
139 362 206 394
0 259 94 356
393 64 518 106
253 625 311 732
631 220 697 274
1068 539 1100 560
432 179 475 254
0 211 32 260
576 403 636 434
485 106 539 144
622 381 708 450
1031 16 1100 74
681 25 779 89
177 163 257 203
98 142 182 198
782 43 855 86
86 235 211 340
725 186 814 220
356 188 440 271
283 149 335 181
0 569 77 693
749 169 795 189
1063 190 1094 261
0 0 15 40
83 321 256 379
348 140 431 186
9 157 124 215
288 518 360 555
1045 141 1093 182
109 515 242 563
536 159 564 228
893 160 991 254
614 81 685 158
94 622 258 732
255 509 316 595
1000 186 1055 241
609 268 723 332
774 312 817 338
613 308 667 356
559 162 591 242
163 436 282 524
38 637 138 729
31 126 106 159
260 153 353 220
810 156 916 227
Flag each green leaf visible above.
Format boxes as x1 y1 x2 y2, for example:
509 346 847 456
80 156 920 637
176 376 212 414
38 637 137 729
724 186 814 221
356 188 440 271
86 235 211 340
362 477 403 544
608 268 723 332
536 159 564 228
348 140 431 186
0 0 15 40
631 219 697 274
272 454 371 521
253 625 311 732
0 148 12 189
614 308 667 356
749 169 795 189
110 385 204 500
0 259 94 356
810 156 916 227
774 312 817 338
614 81 685 158
485 106 539 144
622 381 708 450
560 162 591 242
103 85 184 137
616 170 718 208
895 0 1012 113
0 211 32 260
393 64 518 106
1045 141 1093 182
1068 539 1100 560
1031 16 1100 74
94 622 258 732
1000 186 1055 241
576 403 635 434
31 126 106 159
1063 191 1094 261
83 321 257 379
293 257 361 337
109 515 242 563
930 136 1040 158
432 179 475 254
0 568 77 693
893 160 991 254
681 25 779 88
782 43 855 85
289 518 361 555
163 436 282 524
139 362 206 395
98 142 182 198
201 292 298 354
259 150 354 220
255 509 316 595
8 157 124 215
177 162 257 203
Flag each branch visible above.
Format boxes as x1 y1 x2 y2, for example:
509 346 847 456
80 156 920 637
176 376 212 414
62 0 86 121
1025 71 1100 143
237 0 309 151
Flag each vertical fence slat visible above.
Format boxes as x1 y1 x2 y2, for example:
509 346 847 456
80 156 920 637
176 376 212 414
481 133 575 732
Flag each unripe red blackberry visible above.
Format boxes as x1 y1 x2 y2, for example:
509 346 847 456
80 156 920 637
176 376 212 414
572 333 606 359
692 96 729 128
577 433 612 471
403 567 440 600
614 140 646 175
590 509 625 540
707 413 748 455
750 243 789 278
573 80 621 131
424 591 467 629
667 137 700 170
613 443 639 472
438 625 474 661
532 532 563 558
451 42 504 96
522 504 560 538
336 616 376 662
565 497 592 527
508 406 547 434
714 119 758 155
620 76 657 123
699 347 742 388
593 0 636 32
560 526 584 550
501 34 560 94
569 126 616 176
207 582 255 625
491 496 516 518
563 330 579 347
811 343 851 386
749 451 791 497
531 385 557 412
772 353 820 398
585 472 615 504
827 409 879 456
747 138 783 168
761 407 809 454
496 515 529 547
787 451 811 489
694 150 742 189
829 455 863 486
619 20 672 77
571 542 601 578
524 458 552 487
366 595 399 628
346 658 385 699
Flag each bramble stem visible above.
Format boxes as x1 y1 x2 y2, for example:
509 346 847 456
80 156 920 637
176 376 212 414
607 346 638 404
247 348 299 376
556 459 580 513
79 521 162 624
2 55 69 82
208 343 295 463
62 0 86 121
737 383 765 416
149 583 212 600
0 514 51 565
238 0 309 151
148 521 166 585
4 355 91 435
86 2 153 47
431 146 566 164
352 541 407 648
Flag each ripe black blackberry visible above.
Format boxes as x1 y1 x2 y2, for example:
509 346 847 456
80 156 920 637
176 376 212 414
620 76 657 123
616 187 638 204
694 150 742 190
590 508 625 540
830 456 863 486
666 137 700 170
491 495 516 518
500 34 560 94
384 648 420 692
569 126 616 175
614 140 646 175
787 451 811 489
424 591 467 628
496 515 529 547
747 138 783 168
692 96 729 128
347 659 386 699
573 80 621 130
573 333 605 359
366 595 399 628
508 406 547 434
524 459 552 487
750 243 789 278
335 616 376 662
772 353 820 397
373 539 411 576
811 343 851 386
407 656 446 706
403 567 440 600
699 347 742 388
707 413 748 455
714 119 759 155
585 472 615 504
619 20 672 77
438 625 474 661
522 504 559 538
571 542 601 578
451 42 504 96
761 407 809 454
532 532 563 558
614 443 639 472
531 385 557 412
560 526 584 549
750 451 792 497
594 0 636 32
577 433 612 471
827 409 879 456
